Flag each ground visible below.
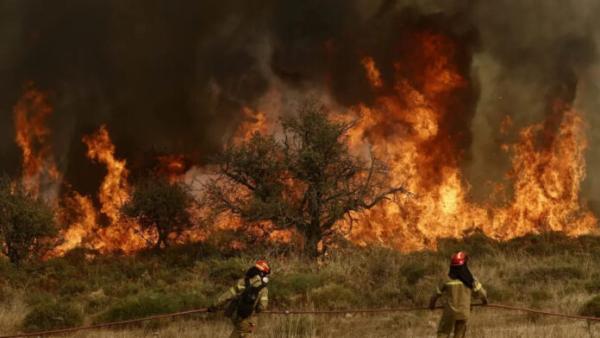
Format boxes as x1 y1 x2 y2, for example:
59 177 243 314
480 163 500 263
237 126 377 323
2 232 600 337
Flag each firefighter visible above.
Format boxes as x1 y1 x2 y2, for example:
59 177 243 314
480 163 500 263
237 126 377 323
429 251 488 338
209 260 270 338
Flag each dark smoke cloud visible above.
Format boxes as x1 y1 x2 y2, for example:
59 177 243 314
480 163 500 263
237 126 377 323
0 0 599 214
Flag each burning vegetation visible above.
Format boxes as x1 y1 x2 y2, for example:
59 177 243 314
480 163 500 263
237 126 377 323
1 3 599 261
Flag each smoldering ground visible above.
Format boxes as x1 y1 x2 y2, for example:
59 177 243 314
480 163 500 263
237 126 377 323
1 0 599 213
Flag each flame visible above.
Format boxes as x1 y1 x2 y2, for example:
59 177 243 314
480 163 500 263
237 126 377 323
361 56 383 89
233 107 269 143
157 154 187 182
13 84 60 197
11 29 599 257
82 125 130 224
81 126 154 253
342 32 597 251
53 193 97 254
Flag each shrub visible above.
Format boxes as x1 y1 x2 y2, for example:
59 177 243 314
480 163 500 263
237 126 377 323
286 272 324 293
208 258 246 283
22 302 83 332
270 272 325 305
123 176 195 249
401 263 428 285
580 296 600 317
59 279 87 297
97 292 182 323
310 283 359 309
362 247 400 280
0 177 61 265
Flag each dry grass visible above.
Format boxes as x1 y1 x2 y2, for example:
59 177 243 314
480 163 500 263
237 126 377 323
59 311 600 337
0 288 27 333
3 233 600 337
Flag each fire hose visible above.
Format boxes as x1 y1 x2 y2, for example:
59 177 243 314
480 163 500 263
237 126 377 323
1 303 599 338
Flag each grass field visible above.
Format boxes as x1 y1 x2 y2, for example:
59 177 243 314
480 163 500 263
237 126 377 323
2 232 600 337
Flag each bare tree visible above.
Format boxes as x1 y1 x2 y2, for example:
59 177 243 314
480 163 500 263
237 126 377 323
207 103 409 257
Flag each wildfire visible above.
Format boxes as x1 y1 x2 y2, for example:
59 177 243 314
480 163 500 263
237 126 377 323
233 107 269 144
13 84 60 198
53 193 97 254
157 154 187 182
361 56 383 89
81 125 152 253
82 125 130 224
343 31 597 251
9 28 598 257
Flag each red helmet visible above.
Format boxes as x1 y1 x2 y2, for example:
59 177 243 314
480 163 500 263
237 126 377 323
450 251 468 266
255 260 270 274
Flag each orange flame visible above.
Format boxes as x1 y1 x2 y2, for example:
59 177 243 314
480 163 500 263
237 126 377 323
13 84 60 197
342 32 596 251
233 107 269 143
54 193 97 254
80 125 152 253
157 154 187 182
82 125 130 224
361 56 383 89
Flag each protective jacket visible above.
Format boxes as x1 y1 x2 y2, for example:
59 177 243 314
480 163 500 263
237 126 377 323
215 278 269 320
433 277 487 320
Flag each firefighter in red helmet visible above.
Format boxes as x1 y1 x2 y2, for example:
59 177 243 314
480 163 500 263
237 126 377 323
209 260 270 337
429 252 488 338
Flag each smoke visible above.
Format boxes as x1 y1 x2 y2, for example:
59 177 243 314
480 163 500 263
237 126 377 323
465 0 600 209
0 0 599 212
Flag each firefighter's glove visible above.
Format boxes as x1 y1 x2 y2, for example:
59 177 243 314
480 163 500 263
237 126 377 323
207 306 218 313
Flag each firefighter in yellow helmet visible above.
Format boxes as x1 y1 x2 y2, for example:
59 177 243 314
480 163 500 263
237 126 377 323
429 251 488 338
209 260 270 338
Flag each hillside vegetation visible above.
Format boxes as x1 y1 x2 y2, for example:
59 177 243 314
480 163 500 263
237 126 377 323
2 232 600 337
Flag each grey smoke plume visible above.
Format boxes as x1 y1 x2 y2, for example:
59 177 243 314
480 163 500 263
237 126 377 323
0 0 599 214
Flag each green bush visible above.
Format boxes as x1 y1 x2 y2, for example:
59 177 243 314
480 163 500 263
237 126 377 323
59 279 87 296
97 290 208 323
579 296 600 317
208 258 246 283
97 292 182 323
23 302 83 332
401 263 428 285
310 283 359 309
24 290 55 306
270 272 325 305
361 247 400 281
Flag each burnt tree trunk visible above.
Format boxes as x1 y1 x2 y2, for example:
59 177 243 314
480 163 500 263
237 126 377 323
303 224 322 259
